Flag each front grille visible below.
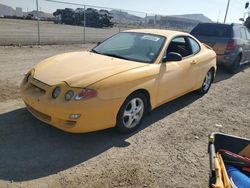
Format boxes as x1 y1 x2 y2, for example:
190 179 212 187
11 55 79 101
30 83 46 94
27 77 49 97
26 103 51 122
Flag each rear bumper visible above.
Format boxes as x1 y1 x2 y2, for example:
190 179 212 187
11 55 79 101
216 53 238 67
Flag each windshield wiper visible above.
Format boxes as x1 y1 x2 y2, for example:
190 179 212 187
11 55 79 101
91 50 129 60
102 53 129 60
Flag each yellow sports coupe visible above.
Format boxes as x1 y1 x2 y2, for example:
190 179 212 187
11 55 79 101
21 29 216 133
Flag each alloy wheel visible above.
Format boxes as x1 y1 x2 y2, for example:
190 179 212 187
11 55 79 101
203 71 212 91
122 98 144 129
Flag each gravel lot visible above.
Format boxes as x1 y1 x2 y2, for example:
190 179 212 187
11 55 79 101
0 19 121 45
0 19 187 46
0 45 249 188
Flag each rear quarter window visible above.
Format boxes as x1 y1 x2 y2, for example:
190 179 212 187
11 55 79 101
191 24 232 38
233 28 242 38
188 37 200 54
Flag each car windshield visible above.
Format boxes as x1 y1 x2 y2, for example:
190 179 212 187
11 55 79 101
191 24 232 38
92 32 165 63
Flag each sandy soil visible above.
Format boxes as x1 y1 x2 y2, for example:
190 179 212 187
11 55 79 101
0 19 144 45
0 19 188 46
0 45 249 188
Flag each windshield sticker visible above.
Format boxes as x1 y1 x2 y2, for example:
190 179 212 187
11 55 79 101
141 35 160 42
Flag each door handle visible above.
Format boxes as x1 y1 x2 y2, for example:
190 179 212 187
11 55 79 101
190 60 197 65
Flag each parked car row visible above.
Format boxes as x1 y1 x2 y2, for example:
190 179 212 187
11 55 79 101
191 23 250 73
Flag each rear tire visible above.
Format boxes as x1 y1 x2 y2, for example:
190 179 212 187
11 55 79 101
198 69 214 94
116 92 148 133
227 55 241 74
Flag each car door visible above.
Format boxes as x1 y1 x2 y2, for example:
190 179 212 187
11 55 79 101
243 27 250 62
156 36 199 105
240 27 249 62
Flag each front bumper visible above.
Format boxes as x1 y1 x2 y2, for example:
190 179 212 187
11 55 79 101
20 76 123 133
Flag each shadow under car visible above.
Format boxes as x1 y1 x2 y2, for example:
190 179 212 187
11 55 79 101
0 91 202 182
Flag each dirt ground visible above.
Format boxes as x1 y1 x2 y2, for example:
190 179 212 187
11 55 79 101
0 19 152 46
0 45 249 188
0 19 188 46
0 19 120 45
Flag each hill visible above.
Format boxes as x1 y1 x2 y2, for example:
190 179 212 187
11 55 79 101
172 14 213 23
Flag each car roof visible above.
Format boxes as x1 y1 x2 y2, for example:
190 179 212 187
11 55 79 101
197 22 244 28
122 29 189 38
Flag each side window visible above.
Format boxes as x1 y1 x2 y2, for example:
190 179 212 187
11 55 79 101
188 37 200 54
172 37 185 43
245 28 250 40
233 28 241 38
167 36 192 58
240 28 247 40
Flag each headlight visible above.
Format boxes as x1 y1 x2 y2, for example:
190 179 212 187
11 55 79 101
23 69 34 84
75 88 97 100
52 87 61 99
65 90 74 101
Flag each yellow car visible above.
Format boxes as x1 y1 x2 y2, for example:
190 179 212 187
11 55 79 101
21 29 216 133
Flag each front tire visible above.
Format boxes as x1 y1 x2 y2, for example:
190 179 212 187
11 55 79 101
199 69 214 94
116 92 148 133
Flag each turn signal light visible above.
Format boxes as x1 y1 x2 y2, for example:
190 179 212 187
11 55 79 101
75 88 97 100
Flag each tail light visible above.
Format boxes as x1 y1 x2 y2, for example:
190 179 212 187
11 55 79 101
75 88 97 100
226 39 236 51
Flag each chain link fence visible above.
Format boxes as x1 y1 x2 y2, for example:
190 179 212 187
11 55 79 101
0 0 198 45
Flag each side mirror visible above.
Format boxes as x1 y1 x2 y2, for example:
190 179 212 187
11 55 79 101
246 2 249 9
162 52 182 63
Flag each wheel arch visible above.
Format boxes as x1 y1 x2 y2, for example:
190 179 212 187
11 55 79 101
210 66 216 82
238 52 243 61
115 88 152 133
237 47 243 61
129 89 152 111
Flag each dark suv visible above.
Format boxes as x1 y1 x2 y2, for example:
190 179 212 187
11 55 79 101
191 23 250 73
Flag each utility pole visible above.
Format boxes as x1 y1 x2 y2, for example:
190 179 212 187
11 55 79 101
83 5 86 44
224 0 231 23
36 0 41 45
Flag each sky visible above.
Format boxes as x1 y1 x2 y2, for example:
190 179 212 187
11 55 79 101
0 0 248 23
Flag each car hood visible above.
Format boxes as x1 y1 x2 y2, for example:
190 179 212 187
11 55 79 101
34 51 147 87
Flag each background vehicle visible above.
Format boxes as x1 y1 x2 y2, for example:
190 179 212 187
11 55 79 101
191 23 250 73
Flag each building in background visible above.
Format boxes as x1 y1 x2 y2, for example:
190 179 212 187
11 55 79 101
15 7 23 17
0 3 15 17
146 14 213 31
